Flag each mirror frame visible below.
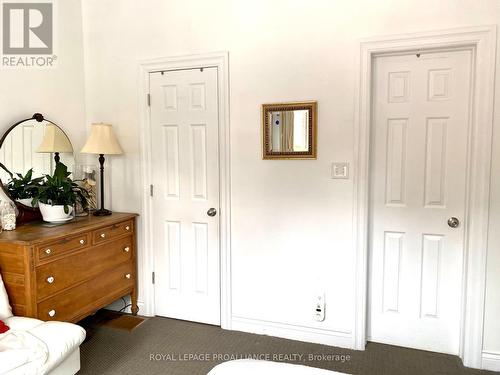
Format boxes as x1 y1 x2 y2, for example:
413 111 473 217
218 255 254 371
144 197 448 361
262 101 317 160
0 113 72 223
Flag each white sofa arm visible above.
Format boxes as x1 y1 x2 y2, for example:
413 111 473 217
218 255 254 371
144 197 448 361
30 321 86 373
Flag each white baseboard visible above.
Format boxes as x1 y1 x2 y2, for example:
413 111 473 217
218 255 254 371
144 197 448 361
482 351 500 371
231 316 352 348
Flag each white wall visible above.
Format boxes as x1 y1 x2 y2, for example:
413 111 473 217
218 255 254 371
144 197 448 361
80 0 500 357
0 0 87 178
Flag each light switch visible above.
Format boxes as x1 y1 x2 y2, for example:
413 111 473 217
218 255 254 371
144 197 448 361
331 162 349 179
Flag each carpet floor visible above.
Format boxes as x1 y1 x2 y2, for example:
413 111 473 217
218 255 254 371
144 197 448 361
79 315 499 375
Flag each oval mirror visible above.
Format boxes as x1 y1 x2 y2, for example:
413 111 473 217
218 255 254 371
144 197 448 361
0 113 75 211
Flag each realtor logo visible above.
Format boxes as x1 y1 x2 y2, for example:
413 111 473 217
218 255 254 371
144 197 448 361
1 1 56 68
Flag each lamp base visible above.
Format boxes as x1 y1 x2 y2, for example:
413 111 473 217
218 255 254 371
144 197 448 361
93 208 112 216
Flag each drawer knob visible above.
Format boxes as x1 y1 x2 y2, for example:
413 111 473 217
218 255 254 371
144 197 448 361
125 226 130 231
80 239 85 245
45 248 52 254
48 309 56 317
125 273 131 279
100 233 106 238
124 246 130 252
46 276 55 284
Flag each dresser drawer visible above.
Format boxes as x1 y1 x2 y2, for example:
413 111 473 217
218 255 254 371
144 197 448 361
37 261 134 322
36 235 133 301
92 220 133 245
36 233 89 263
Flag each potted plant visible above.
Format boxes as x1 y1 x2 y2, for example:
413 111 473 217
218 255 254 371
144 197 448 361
0 163 44 207
32 162 90 223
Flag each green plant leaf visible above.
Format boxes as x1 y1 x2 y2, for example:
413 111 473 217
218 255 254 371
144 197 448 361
31 162 89 211
0 163 13 179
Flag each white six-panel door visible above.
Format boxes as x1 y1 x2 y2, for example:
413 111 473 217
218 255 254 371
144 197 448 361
150 67 221 325
368 50 472 354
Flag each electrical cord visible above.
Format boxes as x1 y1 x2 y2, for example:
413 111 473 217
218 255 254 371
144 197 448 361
119 304 132 313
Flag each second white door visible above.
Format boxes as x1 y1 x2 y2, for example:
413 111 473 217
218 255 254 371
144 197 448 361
150 67 220 325
368 50 472 354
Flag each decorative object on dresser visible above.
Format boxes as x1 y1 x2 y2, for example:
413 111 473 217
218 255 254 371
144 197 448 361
0 212 138 322
262 101 317 160
73 164 98 215
0 200 17 231
81 123 124 216
0 113 75 224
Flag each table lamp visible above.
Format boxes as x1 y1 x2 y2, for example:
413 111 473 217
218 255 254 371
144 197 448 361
81 123 123 216
36 124 74 164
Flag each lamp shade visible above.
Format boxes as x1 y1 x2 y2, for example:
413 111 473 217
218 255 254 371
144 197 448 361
81 123 123 155
36 124 73 153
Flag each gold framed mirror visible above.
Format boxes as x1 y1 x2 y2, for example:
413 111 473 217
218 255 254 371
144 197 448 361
262 101 317 159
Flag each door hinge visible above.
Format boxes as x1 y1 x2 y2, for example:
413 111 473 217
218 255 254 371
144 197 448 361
147 93 151 106
150 184 154 197
152 271 155 284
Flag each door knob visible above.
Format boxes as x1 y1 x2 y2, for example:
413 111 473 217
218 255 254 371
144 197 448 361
207 208 217 217
448 217 460 228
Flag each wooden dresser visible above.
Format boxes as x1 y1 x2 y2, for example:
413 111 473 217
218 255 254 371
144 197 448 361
0 212 138 322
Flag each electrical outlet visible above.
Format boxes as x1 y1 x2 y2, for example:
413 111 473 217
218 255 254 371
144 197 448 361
314 293 325 322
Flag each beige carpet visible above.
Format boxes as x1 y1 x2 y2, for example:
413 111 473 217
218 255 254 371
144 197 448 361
79 316 499 375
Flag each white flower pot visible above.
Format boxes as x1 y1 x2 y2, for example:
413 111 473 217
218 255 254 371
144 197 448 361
39 202 73 223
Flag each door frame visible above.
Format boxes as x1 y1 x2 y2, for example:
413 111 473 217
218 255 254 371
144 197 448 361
352 26 496 368
137 52 232 329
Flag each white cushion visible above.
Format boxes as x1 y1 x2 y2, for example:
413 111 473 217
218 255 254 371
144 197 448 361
0 330 48 375
2 317 86 374
4 316 44 332
208 360 345 375
0 273 13 320
29 321 86 373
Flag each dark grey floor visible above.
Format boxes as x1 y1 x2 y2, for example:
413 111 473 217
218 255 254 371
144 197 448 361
79 316 499 375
